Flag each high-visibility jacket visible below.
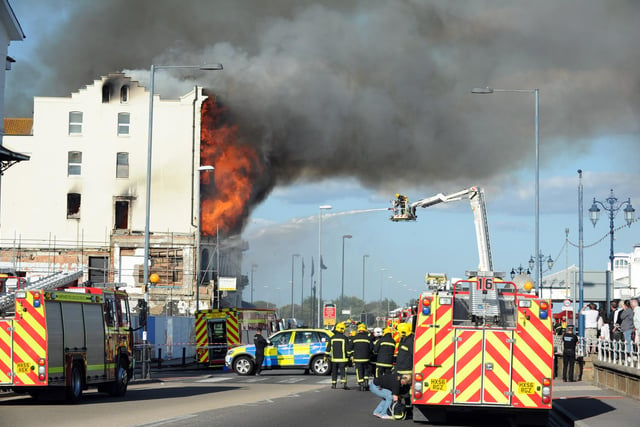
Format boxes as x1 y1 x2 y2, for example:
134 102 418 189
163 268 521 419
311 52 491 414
395 334 414 374
373 333 396 368
327 331 352 362
352 331 372 363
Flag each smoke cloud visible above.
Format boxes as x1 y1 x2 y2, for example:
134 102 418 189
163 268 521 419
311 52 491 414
7 0 640 205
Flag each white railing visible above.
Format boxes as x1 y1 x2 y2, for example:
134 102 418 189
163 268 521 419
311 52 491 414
554 334 640 369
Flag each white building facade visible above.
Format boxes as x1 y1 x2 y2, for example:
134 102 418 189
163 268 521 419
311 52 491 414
0 73 242 314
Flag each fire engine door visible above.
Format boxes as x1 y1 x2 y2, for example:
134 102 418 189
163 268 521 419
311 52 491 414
207 318 228 362
453 329 513 405
0 320 13 384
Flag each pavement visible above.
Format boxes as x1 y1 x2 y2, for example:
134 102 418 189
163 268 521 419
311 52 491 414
552 378 639 427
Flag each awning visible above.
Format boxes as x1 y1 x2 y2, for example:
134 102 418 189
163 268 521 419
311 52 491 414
0 144 30 174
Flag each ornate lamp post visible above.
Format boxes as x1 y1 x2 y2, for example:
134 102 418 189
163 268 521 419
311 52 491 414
589 189 635 312
340 234 352 310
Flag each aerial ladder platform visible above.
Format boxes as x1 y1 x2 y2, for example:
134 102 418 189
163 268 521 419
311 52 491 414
0 270 84 313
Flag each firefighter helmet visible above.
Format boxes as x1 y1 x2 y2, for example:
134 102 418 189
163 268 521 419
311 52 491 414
373 327 383 337
357 323 367 332
335 322 346 333
397 322 412 336
383 327 392 335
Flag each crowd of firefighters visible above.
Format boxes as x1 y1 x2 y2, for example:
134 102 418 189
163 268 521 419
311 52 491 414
326 319 414 388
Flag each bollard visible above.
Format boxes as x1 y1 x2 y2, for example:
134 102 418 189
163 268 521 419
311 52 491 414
182 347 186 366
158 348 162 369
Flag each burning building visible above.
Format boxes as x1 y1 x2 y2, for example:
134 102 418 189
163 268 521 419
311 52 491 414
1 73 256 314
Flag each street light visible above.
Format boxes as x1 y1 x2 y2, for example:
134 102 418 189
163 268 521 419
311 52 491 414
250 264 258 304
291 253 300 319
528 253 554 298
510 265 530 280
317 205 332 328
195 165 214 314
142 62 222 380
471 86 540 293
362 254 369 325
340 234 353 310
379 268 388 320
589 188 635 312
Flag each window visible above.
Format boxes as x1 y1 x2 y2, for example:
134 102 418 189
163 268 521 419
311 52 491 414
117 112 130 135
68 111 83 135
68 151 82 176
120 85 129 103
115 200 129 230
102 84 111 103
116 152 129 178
67 193 81 219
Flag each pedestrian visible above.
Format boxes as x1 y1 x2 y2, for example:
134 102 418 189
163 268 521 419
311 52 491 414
369 373 411 419
579 303 599 354
373 327 396 378
394 322 414 376
253 327 268 375
619 299 634 357
631 298 640 346
562 324 579 382
352 323 373 391
327 322 352 389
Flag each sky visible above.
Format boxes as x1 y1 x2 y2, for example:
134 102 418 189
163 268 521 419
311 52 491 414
5 0 640 309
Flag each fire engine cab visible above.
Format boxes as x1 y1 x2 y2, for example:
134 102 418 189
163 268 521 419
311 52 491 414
0 271 133 402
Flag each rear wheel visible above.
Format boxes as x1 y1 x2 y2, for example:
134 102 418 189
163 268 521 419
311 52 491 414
66 365 83 403
233 356 254 376
310 355 330 375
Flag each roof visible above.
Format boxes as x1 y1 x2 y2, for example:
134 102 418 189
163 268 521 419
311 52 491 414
1 0 25 40
4 118 32 135
0 144 29 162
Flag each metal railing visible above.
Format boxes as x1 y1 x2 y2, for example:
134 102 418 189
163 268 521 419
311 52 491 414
555 334 640 369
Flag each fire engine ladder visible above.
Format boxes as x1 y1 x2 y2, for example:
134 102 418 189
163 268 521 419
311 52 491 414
0 270 84 312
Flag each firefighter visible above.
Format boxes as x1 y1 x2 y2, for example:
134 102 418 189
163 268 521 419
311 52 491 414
328 322 352 389
352 323 373 391
373 327 396 378
394 322 414 376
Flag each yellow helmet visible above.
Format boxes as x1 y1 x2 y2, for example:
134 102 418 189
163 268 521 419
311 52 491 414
357 323 367 332
383 327 392 335
335 322 346 333
397 322 412 336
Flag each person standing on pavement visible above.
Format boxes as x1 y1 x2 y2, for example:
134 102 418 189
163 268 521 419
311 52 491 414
631 298 640 347
352 323 373 391
562 325 579 382
327 322 352 389
580 303 599 354
369 373 411 419
373 327 396 378
619 300 634 357
253 327 268 375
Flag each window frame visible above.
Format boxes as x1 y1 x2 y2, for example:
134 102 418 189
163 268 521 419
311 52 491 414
116 152 129 178
68 111 83 135
117 112 130 136
67 151 82 176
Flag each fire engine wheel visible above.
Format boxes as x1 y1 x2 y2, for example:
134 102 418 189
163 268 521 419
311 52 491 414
66 365 83 403
310 356 330 375
110 360 129 397
233 356 255 376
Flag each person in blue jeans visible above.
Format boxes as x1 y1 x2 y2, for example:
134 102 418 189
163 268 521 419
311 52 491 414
369 373 410 419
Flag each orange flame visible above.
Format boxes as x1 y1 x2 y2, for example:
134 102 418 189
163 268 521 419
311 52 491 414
200 97 263 236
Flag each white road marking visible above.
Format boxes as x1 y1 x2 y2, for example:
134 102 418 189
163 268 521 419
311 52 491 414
135 414 197 426
277 377 305 384
196 376 233 383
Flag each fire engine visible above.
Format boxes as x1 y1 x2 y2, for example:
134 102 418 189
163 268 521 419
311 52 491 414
391 187 553 424
0 271 134 402
195 307 280 367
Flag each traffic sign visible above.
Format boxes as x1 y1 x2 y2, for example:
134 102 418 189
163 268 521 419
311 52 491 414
563 299 571 307
323 303 336 326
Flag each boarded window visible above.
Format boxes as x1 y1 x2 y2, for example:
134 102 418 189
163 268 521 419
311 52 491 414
67 193 81 219
117 112 130 135
68 151 82 176
116 152 129 178
120 85 129 103
115 200 129 230
69 111 83 135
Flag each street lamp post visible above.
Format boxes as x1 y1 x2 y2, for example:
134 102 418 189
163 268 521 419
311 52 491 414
143 62 222 380
528 253 554 299
340 234 352 311
317 205 332 328
379 268 387 320
589 188 635 313
291 253 300 319
362 254 369 325
250 264 257 304
471 87 540 293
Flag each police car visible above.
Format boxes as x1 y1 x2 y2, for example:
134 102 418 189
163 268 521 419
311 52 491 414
224 328 333 376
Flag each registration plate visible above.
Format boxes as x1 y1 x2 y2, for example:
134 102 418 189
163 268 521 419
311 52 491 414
16 362 30 373
429 378 447 391
518 381 535 394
